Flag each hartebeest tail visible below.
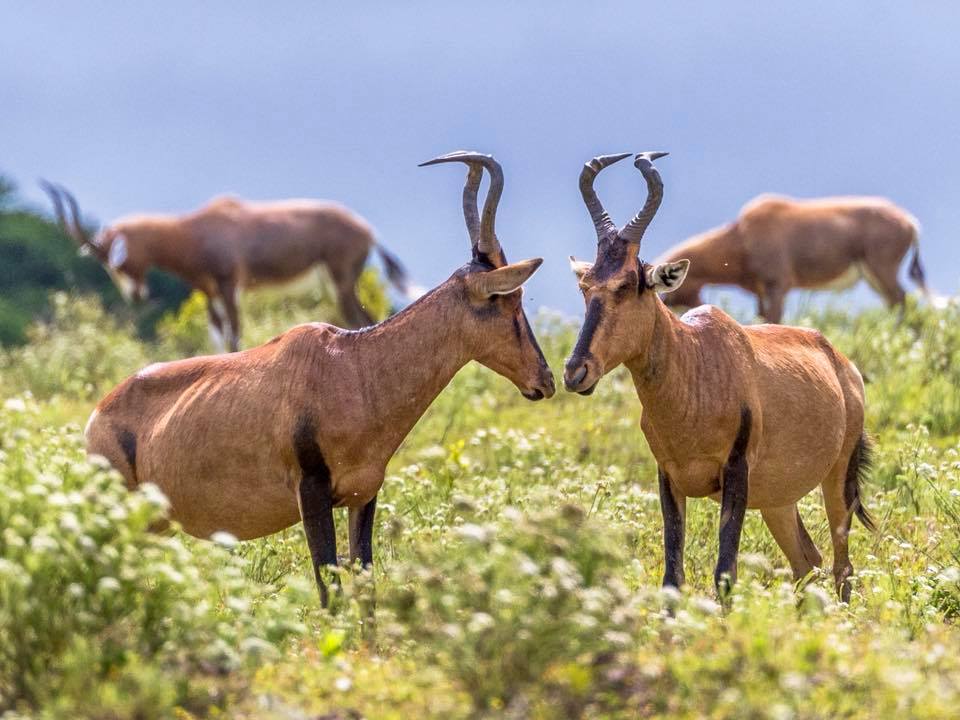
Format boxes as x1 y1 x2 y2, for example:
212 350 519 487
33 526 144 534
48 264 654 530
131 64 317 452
565 152 872 601
40 181 411 351
85 151 554 605
655 194 933 322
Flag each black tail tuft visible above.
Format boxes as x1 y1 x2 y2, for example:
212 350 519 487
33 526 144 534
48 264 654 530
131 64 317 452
375 243 410 296
845 433 875 531
907 243 929 296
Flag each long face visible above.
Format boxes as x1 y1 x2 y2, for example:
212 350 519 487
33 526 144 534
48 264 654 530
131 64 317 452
564 246 689 394
459 260 555 400
39 183 149 302
562 151 688 395
419 150 555 401
94 228 149 302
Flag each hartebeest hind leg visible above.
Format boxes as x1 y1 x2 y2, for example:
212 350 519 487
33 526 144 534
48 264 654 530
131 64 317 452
348 495 378 567
657 468 687 588
760 504 823 581
715 408 751 596
822 470 855 602
756 283 786 324
205 295 227 353
331 256 375 328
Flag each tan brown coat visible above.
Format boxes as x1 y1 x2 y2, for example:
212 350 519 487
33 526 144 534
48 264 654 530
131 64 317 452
565 154 872 599
84 151 555 604
42 185 409 350
658 194 928 322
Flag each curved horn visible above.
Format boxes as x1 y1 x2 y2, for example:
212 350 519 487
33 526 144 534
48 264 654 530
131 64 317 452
579 153 631 243
419 151 482 248
619 151 669 247
419 150 503 263
39 180 96 252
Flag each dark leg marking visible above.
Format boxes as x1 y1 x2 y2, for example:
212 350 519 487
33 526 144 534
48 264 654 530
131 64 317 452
355 495 377 568
715 406 752 597
658 467 686 589
294 416 337 606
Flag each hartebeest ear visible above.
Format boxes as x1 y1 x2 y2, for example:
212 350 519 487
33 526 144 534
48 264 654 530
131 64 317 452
569 256 593 281
646 259 690 294
467 257 544 298
108 233 128 269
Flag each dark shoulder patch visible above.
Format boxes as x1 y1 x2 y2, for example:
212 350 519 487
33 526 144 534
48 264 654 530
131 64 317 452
730 406 752 460
294 415 330 480
117 428 137 472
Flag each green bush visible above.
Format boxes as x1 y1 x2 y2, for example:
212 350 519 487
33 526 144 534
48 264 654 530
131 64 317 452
0 397 307 716
0 293 148 401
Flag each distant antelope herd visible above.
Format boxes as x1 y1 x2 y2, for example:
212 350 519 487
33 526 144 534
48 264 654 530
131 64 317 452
54 149 941 604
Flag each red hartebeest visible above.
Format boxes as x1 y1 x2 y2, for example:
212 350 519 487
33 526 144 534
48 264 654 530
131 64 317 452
41 183 410 351
565 153 872 600
83 152 555 604
656 194 930 323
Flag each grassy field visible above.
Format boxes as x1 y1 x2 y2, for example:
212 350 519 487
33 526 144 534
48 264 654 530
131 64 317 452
1 279 959 719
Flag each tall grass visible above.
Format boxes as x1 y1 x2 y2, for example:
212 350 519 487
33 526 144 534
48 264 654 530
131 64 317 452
1 287 959 718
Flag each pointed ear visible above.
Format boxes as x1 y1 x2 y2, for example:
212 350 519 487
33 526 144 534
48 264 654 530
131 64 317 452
467 257 543 298
107 233 128 269
646 259 690 294
569 255 593 281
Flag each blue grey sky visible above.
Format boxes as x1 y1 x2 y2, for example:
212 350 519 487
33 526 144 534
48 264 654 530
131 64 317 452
3 2 959 316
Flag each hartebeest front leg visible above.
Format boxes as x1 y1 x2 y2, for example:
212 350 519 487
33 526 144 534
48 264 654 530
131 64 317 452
298 472 338 607
348 495 378 568
715 408 752 597
658 468 686 589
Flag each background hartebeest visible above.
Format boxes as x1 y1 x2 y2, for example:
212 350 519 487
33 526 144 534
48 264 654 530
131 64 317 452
83 151 555 604
655 194 930 323
565 153 872 600
40 182 410 351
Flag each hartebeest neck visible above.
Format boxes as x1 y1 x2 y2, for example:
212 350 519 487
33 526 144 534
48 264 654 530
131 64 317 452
624 298 703 413
340 283 471 448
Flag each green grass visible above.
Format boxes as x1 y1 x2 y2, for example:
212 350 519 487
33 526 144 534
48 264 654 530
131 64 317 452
1 287 959 718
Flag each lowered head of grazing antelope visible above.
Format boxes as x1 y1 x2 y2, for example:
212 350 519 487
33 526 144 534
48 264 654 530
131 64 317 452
420 151 555 401
564 152 689 395
39 180 150 302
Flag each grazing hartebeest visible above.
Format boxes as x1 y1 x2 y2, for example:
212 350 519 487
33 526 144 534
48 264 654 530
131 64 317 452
656 194 930 323
564 153 873 600
40 182 410 351
84 151 555 604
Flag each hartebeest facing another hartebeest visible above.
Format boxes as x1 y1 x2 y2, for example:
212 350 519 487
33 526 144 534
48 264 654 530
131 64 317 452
40 182 410 351
84 151 555 604
656 194 930 323
564 152 873 600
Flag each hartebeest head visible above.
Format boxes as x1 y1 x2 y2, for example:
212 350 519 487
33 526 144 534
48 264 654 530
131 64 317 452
564 152 690 395
40 181 149 301
420 151 555 400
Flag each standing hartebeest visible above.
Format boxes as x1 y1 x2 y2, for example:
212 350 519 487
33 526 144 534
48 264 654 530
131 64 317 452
40 182 410 351
83 151 555 604
656 194 930 323
564 152 873 600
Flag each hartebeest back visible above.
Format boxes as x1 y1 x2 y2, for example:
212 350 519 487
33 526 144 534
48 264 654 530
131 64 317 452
84 151 555 604
656 194 930 322
565 152 873 600
40 183 410 351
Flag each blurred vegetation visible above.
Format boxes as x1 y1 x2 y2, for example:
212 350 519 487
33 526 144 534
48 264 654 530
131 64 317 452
1 248 959 716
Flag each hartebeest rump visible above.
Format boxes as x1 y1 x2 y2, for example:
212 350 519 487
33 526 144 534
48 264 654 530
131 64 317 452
656 194 930 322
84 151 555 603
40 183 410 351
564 153 873 600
